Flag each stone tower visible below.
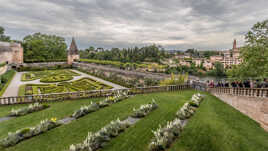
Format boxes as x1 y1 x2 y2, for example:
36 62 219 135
67 37 80 65
11 43 23 64
233 39 237 50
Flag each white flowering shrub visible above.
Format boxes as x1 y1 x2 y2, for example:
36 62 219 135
131 99 158 118
0 118 61 147
176 94 204 120
72 91 129 119
69 118 129 151
9 103 49 117
149 118 182 151
149 93 205 151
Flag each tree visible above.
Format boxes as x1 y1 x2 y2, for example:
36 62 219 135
227 20 268 79
23 33 67 61
0 26 11 42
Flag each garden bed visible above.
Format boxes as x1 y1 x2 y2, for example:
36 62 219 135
21 70 80 82
19 77 113 95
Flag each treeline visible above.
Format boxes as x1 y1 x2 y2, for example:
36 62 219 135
80 45 170 63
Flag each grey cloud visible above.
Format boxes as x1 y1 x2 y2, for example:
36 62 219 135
0 0 267 50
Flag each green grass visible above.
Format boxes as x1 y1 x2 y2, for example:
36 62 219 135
169 92 268 151
0 91 191 151
0 70 16 97
0 91 268 151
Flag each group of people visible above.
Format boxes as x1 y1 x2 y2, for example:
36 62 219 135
207 79 268 88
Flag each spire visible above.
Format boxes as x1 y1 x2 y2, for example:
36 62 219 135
69 37 78 55
233 39 237 50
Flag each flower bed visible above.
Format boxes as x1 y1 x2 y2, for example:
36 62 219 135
131 100 158 118
71 91 129 119
69 118 130 151
0 118 61 147
9 103 49 117
149 93 204 151
69 100 158 151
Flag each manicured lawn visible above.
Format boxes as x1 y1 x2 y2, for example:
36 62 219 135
1 91 191 151
169 92 268 151
1 90 268 151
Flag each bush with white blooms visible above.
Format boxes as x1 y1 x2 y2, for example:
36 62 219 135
9 103 49 117
0 118 60 147
131 99 158 118
71 91 129 119
149 93 204 151
69 118 129 151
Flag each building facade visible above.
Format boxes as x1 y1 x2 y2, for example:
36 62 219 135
0 41 23 64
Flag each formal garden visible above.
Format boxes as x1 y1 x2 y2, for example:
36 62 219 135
17 69 114 96
21 70 80 82
0 90 267 151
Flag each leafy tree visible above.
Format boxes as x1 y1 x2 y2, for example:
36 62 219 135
0 26 10 42
228 20 268 79
208 62 226 77
23 33 67 61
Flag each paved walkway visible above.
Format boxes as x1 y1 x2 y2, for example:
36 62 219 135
2 70 125 97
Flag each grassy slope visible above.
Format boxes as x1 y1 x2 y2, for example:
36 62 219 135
170 92 268 151
0 70 16 97
1 91 190 151
1 91 268 151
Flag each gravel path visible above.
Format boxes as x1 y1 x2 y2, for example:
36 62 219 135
2 70 125 97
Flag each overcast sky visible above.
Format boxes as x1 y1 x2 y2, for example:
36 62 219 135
1 0 268 50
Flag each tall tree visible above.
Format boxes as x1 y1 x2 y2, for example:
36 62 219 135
228 20 268 79
23 33 67 61
0 26 11 42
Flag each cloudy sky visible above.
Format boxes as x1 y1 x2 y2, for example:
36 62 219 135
0 0 268 50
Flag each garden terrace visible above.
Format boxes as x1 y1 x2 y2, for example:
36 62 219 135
19 77 113 96
0 91 267 151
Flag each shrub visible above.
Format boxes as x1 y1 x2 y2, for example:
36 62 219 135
149 93 204 151
131 100 158 118
9 103 49 117
69 118 129 151
0 118 61 147
71 91 129 119
149 118 183 151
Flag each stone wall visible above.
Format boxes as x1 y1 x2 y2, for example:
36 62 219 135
0 51 13 64
212 93 268 131
22 62 68 68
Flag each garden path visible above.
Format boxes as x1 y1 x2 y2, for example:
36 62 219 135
2 70 125 97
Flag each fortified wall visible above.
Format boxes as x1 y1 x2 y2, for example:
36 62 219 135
210 88 268 131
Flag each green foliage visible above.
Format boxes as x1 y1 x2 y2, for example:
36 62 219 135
160 73 188 86
0 70 15 96
228 19 268 79
22 33 67 62
0 62 6 68
20 77 113 95
0 26 10 42
9 103 49 117
21 70 79 82
0 119 61 148
17 64 72 72
80 45 168 63
207 62 226 77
